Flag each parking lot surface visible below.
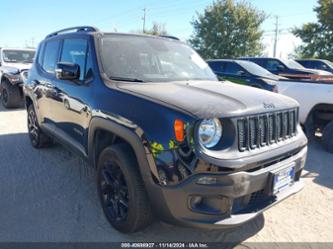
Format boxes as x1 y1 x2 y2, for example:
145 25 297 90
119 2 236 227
0 105 332 243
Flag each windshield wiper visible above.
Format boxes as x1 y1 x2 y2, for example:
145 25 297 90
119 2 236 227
109 76 146 82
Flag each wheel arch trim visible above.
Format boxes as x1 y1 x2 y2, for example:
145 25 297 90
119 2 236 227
88 117 159 185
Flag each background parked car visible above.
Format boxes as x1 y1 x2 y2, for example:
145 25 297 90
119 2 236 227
296 59 333 74
0 47 35 108
239 57 332 79
277 79 333 153
207 59 279 92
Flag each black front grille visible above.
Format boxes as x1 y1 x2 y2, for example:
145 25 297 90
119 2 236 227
237 109 298 152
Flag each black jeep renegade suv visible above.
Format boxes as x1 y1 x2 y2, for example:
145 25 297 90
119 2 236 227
24 26 308 233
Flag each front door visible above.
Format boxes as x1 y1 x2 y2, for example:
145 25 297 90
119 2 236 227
51 37 94 149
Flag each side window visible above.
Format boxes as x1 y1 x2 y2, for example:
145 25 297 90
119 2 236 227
37 43 45 66
208 62 222 72
250 59 263 67
266 60 283 71
318 61 328 70
42 40 60 74
60 39 88 81
225 62 243 75
301 61 309 67
85 46 94 80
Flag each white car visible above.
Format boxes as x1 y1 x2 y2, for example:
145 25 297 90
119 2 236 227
277 79 333 152
0 48 35 108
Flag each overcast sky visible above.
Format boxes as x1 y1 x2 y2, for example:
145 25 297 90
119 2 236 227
0 0 317 58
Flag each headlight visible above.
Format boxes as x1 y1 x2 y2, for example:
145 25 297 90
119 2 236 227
7 74 21 83
198 118 222 148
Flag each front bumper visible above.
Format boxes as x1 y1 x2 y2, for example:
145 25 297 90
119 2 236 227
147 146 307 228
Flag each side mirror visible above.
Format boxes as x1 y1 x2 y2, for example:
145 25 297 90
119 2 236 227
55 62 80 81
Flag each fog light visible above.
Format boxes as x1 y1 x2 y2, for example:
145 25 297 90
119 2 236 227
190 196 203 206
197 176 217 185
189 195 231 215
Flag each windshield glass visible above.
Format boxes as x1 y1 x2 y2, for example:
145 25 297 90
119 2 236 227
100 34 217 82
280 58 305 69
2 50 35 63
237 60 278 78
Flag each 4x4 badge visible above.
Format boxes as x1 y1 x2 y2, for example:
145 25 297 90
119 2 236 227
263 102 276 109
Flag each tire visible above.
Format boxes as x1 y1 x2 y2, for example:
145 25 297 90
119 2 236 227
1 79 22 108
97 144 153 233
27 105 53 148
322 120 333 153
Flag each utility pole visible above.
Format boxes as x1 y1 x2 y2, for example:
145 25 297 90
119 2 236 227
142 7 147 33
273 16 279 58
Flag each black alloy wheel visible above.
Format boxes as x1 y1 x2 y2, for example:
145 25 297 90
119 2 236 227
100 159 129 222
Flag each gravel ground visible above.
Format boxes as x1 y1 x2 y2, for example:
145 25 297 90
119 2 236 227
0 104 332 243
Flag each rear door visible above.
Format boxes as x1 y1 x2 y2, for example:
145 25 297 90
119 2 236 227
34 39 61 125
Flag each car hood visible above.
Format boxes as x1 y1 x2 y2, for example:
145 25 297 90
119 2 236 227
117 81 298 119
1 63 32 73
259 74 282 81
293 67 332 75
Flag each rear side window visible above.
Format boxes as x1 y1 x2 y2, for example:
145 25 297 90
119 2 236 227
42 40 60 74
60 39 88 81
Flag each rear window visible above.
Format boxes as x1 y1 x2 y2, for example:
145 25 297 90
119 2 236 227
42 40 60 74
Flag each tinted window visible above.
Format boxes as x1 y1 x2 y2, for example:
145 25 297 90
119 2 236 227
224 62 243 75
316 61 329 70
300 61 309 67
265 60 284 71
42 40 60 74
60 39 88 81
237 60 278 79
251 59 264 67
208 61 225 72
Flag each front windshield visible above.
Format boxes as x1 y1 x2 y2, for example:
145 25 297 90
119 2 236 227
2 50 35 63
100 34 217 82
237 60 277 78
280 58 305 69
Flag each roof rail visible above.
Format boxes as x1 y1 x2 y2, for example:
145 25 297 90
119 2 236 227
45 26 99 39
159 35 180 41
